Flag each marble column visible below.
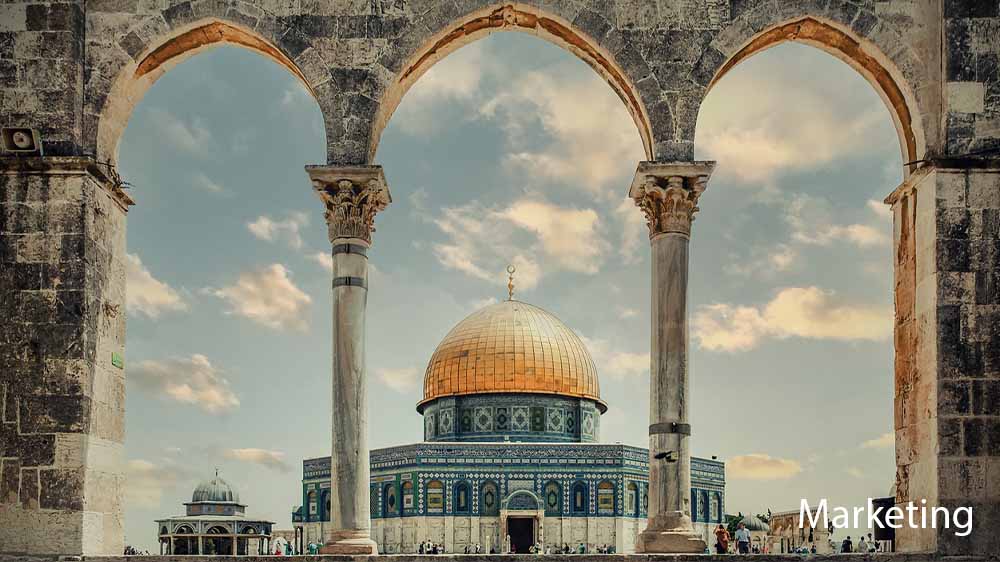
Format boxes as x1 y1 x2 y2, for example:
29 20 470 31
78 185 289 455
629 161 714 554
307 165 392 555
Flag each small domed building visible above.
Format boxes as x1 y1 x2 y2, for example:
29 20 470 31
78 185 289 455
292 295 726 553
156 473 274 555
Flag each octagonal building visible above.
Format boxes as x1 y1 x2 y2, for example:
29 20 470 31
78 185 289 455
292 297 725 554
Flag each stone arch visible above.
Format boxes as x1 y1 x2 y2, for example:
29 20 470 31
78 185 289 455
91 16 321 166
702 14 928 170
369 2 655 163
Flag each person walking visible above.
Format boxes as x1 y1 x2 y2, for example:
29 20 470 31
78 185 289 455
714 524 730 554
734 522 751 554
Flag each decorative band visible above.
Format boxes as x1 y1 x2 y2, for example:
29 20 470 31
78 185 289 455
331 244 368 257
333 276 367 289
649 422 691 436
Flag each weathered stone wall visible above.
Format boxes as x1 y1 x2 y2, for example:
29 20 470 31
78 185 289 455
943 1 1000 157
0 159 127 556
933 167 1000 556
6 0 942 166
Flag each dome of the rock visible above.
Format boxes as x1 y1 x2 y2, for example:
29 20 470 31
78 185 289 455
419 300 605 412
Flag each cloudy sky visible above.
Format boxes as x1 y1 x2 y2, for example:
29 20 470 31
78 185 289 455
118 34 901 550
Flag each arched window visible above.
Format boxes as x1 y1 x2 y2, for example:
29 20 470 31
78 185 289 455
700 491 710 522
544 481 561 515
626 483 639 517
402 481 414 510
571 482 588 514
307 490 317 518
642 491 648 512
454 481 470 513
426 480 444 513
480 481 498 516
320 490 330 522
597 480 614 514
710 492 720 522
370 486 379 516
383 483 398 516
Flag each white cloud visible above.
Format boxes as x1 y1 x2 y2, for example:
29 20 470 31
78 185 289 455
861 432 894 449
692 286 892 352
581 337 649 380
499 200 607 274
246 212 309 250
867 199 893 221
376 367 421 393
727 454 802 481
428 198 608 291
126 459 192 509
308 251 334 273
147 108 211 154
130 354 240 414
696 63 889 185
391 42 487 135
724 244 799 278
223 448 291 473
126 253 187 319
785 195 890 248
210 264 312 331
617 307 639 319
483 71 644 194
469 297 499 310
192 172 226 194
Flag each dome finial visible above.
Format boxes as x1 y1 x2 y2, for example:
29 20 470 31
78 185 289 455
506 264 516 301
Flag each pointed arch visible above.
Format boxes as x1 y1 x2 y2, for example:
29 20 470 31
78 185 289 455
370 3 654 162
95 17 321 165
706 15 925 171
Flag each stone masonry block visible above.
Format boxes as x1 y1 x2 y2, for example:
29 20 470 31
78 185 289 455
39 468 84 511
948 81 986 114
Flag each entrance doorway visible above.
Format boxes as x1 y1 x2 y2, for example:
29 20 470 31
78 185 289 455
507 517 533 553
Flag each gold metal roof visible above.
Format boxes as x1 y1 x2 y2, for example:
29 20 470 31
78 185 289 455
419 300 605 411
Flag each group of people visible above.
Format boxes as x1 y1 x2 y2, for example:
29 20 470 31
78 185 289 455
714 522 754 554
840 533 879 554
419 540 449 554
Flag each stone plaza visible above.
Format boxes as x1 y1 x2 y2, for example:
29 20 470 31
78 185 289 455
2 0 1000 559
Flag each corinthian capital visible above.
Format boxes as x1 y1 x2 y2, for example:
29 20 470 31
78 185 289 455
628 161 715 239
306 165 392 245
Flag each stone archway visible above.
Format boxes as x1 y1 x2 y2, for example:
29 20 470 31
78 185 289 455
705 15 925 171
94 17 322 166
368 3 655 163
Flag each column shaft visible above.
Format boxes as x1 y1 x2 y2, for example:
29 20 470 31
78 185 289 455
329 245 372 544
648 231 691 519
628 161 713 554
307 165 390 556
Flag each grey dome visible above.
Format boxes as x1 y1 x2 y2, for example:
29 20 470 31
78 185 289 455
192 476 240 503
741 514 770 533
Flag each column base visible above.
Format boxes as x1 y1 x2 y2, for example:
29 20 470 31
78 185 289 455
636 511 707 554
319 530 378 555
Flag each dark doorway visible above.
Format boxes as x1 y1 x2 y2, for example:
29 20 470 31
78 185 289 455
507 517 533 553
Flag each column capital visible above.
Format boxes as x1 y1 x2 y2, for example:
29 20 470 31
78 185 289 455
306 164 392 245
628 161 715 239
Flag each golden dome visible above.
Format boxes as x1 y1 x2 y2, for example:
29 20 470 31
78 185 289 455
419 300 606 411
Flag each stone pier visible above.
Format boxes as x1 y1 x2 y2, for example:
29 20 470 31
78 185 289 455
628 162 714 555
0 158 131 556
307 166 391 556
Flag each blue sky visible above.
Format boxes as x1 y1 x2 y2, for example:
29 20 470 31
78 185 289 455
119 33 900 550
